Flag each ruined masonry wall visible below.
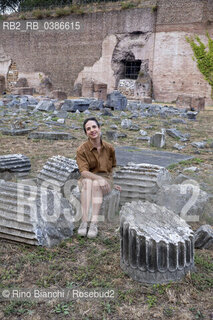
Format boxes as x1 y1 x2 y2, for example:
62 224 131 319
0 0 213 104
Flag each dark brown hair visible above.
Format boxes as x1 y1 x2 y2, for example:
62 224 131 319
83 117 100 134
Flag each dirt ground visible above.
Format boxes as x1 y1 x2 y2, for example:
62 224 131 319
0 104 212 319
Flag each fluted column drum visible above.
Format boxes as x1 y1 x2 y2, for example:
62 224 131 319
120 201 194 283
37 155 80 194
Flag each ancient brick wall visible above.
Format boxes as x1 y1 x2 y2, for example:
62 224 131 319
0 8 154 95
0 0 213 104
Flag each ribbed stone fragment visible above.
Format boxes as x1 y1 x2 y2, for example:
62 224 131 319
120 201 194 283
0 154 31 176
0 180 74 247
37 156 80 194
113 163 171 205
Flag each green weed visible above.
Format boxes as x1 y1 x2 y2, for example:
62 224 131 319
163 307 174 317
146 295 157 308
54 303 72 315
51 117 59 121
152 283 172 295
189 307 205 319
3 301 34 316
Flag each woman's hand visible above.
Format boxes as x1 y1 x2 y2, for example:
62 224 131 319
114 184 122 192
98 178 111 195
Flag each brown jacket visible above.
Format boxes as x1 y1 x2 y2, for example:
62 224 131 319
76 139 116 179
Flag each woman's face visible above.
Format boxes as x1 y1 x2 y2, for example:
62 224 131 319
85 120 101 140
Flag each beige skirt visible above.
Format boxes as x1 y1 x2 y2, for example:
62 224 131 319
78 173 114 192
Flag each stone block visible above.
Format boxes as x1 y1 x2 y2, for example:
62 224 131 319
120 201 195 283
35 100 55 112
176 94 192 108
141 97 152 104
113 163 171 205
93 83 107 101
155 184 209 221
150 132 165 148
14 87 34 95
191 97 205 111
166 128 190 141
15 77 28 88
39 77 53 95
105 131 118 141
53 110 68 119
186 111 198 120
176 94 205 111
1 127 37 136
28 132 76 140
88 100 104 110
0 180 74 247
121 119 132 129
0 154 31 175
50 90 67 100
191 141 207 149
61 99 90 112
100 108 113 116
82 79 94 98
194 225 213 249
37 155 80 194
106 91 127 110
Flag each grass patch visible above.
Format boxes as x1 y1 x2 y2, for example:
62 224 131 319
191 252 213 290
167 158 204 170
194 253 213 271
32 9 44 19
121 2 136 10
55 7 71 17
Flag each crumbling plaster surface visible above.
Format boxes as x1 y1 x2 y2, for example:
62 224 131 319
74 34 118 93
153 31 212 105
0 45 11 85
18 72 46 91
75 31 154 94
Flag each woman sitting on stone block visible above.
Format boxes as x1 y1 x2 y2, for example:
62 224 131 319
76 117 121 238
